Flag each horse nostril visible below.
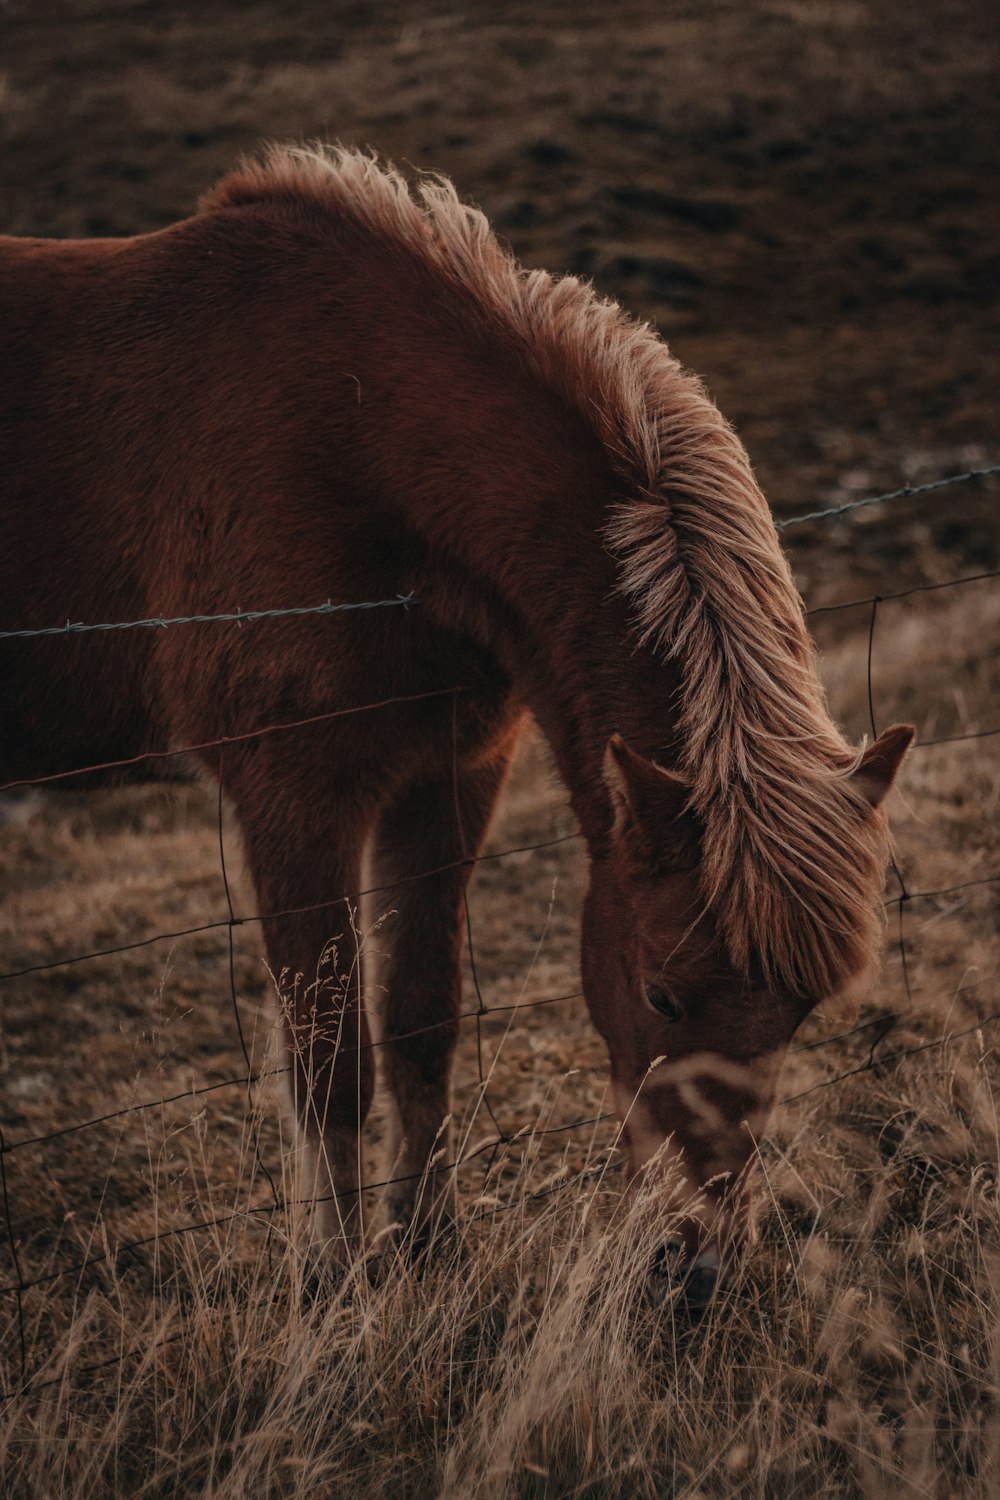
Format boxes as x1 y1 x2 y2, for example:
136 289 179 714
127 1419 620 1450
645 1239 683 1307
645 1241 722 1313
683 1246 722 1311
650 1239 683 1276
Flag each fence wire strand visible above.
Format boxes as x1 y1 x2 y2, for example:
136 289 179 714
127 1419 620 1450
0 594 415 641
2 459 999 1402
0 685 467 795
776 463 1000 530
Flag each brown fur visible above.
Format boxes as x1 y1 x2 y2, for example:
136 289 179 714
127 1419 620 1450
208 145 892 1001
0 146 912 1265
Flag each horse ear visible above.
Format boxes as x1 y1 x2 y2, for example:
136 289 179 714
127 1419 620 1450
603 735 694 867
852 724 915 808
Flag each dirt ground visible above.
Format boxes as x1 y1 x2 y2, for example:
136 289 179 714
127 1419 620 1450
0 3 998 1492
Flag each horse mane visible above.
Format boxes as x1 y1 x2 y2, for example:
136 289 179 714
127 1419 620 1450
202 144 888 1000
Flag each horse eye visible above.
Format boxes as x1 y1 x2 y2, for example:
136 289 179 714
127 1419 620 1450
644 983 683 1022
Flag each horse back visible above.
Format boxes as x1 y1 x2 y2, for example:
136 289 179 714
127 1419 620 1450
0 212 520 788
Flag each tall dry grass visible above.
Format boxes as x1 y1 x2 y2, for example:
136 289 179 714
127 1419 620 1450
1 1030 998 1498
1 572 998 1497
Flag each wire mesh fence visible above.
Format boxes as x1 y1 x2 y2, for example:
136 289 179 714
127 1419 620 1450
1 462 997 1401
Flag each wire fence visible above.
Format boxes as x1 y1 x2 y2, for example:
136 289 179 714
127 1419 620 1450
1 462 998 1401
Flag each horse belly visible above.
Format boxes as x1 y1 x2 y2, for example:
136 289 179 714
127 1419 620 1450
0 632 166 786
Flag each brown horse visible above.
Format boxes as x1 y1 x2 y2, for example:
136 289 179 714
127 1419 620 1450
0 146 912 1296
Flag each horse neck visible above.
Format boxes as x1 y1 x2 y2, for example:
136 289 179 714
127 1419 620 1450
405 406 684 846
329 266 685 840
516 607 685 851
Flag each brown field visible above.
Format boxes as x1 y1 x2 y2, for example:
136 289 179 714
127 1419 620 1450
1 2 998 1496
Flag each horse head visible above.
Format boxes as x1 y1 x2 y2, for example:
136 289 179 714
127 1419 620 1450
581 726 914 1308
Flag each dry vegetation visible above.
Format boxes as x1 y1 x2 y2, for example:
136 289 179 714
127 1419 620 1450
1 571 998 1497
2 0 998 1494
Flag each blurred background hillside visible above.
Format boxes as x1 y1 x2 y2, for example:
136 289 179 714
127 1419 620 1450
3 0 997 577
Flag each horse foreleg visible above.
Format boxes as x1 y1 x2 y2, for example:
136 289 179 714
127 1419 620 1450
367 744 515 1252
227 761 375 1261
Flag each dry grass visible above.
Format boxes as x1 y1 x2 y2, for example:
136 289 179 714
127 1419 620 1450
1 563 998 1497
1 2 997 1490
1 1060 998 1498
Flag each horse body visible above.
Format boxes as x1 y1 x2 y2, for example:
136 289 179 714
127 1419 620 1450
0 147 912 1287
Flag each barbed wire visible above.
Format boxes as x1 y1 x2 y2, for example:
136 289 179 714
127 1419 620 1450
886 873 999 905
0 467 994 645
2 459 999 1403
0 595 415 641
776 463 1000 530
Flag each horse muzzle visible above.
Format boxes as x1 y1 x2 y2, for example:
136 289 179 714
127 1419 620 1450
625 1142 752 1312
647 1237 727 1312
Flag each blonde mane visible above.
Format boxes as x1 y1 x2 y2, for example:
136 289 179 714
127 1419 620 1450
203 144 888 999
